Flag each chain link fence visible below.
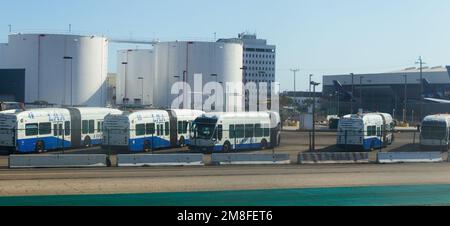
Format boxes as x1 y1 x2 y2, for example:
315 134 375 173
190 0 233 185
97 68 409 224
1 127 448 154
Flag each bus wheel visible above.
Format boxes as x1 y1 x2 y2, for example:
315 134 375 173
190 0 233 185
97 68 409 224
179 136 185 147
223 141 232 152
144 140 151 152
35 141 45 153
84 137 92 148
261 139 268 150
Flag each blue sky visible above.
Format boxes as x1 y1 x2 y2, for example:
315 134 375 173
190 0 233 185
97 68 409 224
1 0 450 92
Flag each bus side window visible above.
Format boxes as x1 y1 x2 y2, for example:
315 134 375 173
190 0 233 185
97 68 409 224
136 124 145 136
97 121 102 133
65 121 71 136
245 124 254 138
39 123 52 135
183 121 188 134
89 120 95 134
82 120 88 134
178 121 183 133
157 124 162 136
218 125 223 141
53 124 58 136
165 122 170 136
25 123 39 136
263 124 270 137
229 125 235 139
255 124 263 137
146 123 155 135
236 125 245 138
58 124 63 136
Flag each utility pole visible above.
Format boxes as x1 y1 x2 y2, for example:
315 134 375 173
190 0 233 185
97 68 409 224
290 68 300 93
8 24 12 33
416 56 426 121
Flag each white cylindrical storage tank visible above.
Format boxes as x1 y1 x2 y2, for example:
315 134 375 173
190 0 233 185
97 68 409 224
116 49 154 105
4 34 108 107
153 41 243 111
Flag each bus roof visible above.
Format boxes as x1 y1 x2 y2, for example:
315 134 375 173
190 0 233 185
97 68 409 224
169 109 205 117
71 107 123 115
201 111 270 120
423 114 450 123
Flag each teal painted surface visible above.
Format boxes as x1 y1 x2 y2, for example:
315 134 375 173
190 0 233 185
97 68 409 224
2 184 450 206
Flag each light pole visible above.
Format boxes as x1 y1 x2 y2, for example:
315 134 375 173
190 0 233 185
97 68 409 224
63 56 73 106
310 81 320 151
138 77 144 105
416 56 426 120
309 74 314 112
290 69 300 94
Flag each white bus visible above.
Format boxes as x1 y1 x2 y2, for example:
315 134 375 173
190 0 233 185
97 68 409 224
102 109 204 152
420 114 450 151
0 107 122 153
337 113 394 151
189 111 281 152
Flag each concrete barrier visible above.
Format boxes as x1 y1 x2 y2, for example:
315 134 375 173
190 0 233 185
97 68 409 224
377 152 443 163
9 154 108 168
117 154 204 167
211 153 291 165
298 152 369 164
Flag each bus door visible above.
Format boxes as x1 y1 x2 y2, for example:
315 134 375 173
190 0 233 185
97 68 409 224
53 122 64 149
167 111 178 146
380 114 387 145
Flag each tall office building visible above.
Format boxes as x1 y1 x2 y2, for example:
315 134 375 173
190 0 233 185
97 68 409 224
219 33 276 110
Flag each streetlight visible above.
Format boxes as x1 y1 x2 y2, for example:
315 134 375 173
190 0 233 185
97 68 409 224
310 81 320 151
63 56 73 106
138 77 144 105
416 56 426 120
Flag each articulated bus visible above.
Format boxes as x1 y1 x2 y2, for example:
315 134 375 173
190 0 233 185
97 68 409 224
420 114 450 151
0 107 122 153
189 111 281 152
337 113 394 151
102 109 204 152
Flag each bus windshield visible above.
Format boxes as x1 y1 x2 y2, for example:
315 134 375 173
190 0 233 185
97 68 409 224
193 118 218 139
421 121 447 140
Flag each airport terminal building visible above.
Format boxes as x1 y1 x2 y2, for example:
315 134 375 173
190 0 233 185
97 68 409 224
322 66 450 122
